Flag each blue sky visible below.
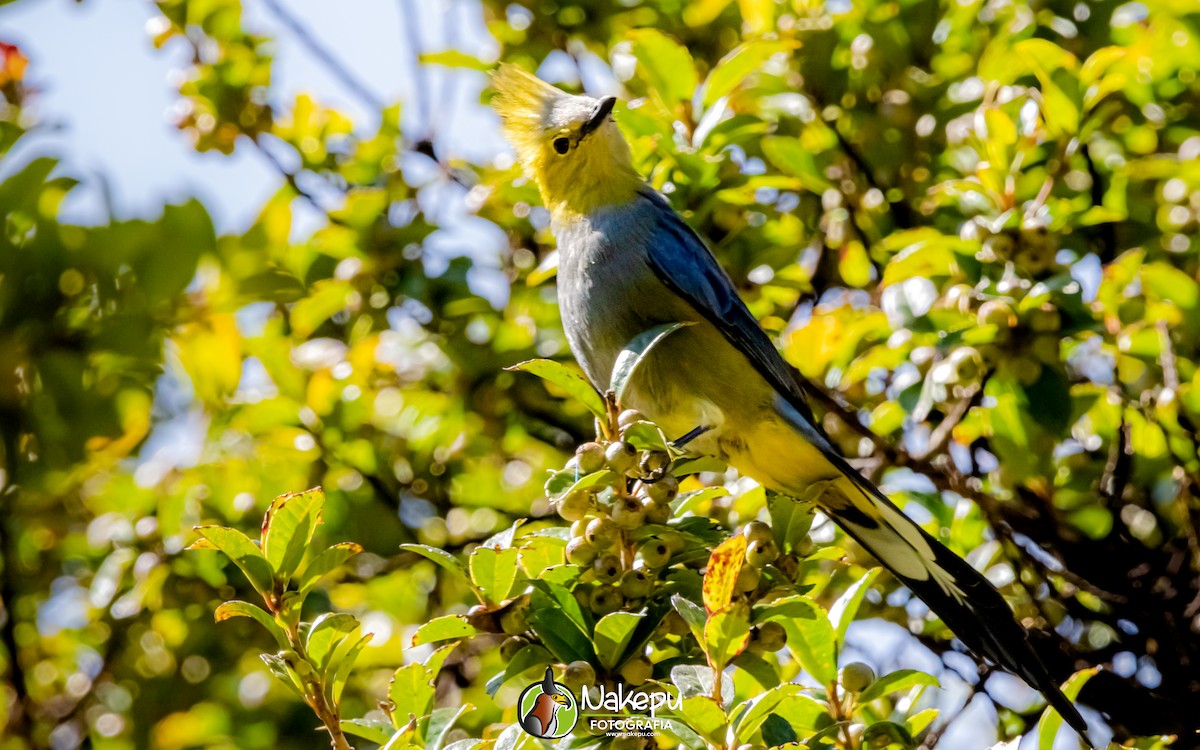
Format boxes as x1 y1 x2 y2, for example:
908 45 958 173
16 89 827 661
0 0 504 231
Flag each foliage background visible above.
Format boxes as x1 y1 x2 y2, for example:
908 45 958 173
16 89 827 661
1 0 1199 748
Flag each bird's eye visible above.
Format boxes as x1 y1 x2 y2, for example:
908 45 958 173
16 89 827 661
552 137 570 155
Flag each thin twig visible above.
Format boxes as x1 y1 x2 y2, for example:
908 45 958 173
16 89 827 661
252 139 347 225
398 0 432 140
260 0 385 112
915 378 985 462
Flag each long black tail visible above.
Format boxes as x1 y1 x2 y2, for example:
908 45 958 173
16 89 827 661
816 470 1091 741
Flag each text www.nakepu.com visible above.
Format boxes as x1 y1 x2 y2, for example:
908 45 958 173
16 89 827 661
585 716 670 737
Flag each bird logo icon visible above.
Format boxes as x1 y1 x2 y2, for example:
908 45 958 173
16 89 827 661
517 666 579 739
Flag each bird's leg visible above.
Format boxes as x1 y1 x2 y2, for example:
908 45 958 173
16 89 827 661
673 424 713 449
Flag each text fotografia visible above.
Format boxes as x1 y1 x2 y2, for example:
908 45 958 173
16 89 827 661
581 682 680 737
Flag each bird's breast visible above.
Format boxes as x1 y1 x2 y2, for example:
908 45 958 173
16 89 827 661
554 206 778 455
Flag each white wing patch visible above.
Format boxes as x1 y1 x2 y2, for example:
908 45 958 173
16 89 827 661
827 478 968 604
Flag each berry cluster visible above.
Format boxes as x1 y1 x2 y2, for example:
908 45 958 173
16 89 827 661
494 411 798 695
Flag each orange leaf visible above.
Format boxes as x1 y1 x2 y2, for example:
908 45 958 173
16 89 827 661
703 535 746 615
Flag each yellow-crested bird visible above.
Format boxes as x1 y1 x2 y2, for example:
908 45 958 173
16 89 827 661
490 63 1090 740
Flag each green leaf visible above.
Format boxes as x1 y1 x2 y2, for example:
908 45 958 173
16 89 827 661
380 723 418 750
766 492 815 554
828 568 880 645
262 488 326 585
139 201 214 304
558 470 619 500
761 136 833 193
906 707 939 736
412 615 479 646
468 546 520 604
190 526 274 601
862 721 915 749
592 611 643 670
399 544 469 580
505 359 606 422
260 652 306 697
1143 262 1199 310
425 705 472 750
752 594 818 625
518 536 565 578
671 594 708 644
621 421 672 453
782 604 836 685
857 669 939 703
291 279 355 338
1036 667 1098 750
389 663 436 725
419 50 490 71
732 683 800 740
423 643 460 682
610 322 695 405
1026 365 1072 434
704 602 751 670
761 713 798 747
704 40 795 106
213 601 289 649
627 29 698 110
304 612 358 673
679 696 726 743
341 719 394 745
294 542 363 596
670 664 733 705
530 590 595 662
1014 39 1081 136
529 579 593 635
484 644 553 697
328 631 372 705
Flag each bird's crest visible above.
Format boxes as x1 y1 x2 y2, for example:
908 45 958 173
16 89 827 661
490 64 569 162
489 64 641 216
539 666 558 695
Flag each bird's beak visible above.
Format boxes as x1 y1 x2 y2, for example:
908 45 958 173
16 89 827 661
580 96 617 139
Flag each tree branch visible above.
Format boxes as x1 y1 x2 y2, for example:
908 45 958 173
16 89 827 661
260 0 385 112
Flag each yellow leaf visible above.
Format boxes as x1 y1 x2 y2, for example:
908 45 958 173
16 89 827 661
738 0 774 34
703 534 747 614
174 313 242 405
784 314 842 379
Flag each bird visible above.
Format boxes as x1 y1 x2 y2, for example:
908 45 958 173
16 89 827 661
520 667 568 738
489 63 1091 741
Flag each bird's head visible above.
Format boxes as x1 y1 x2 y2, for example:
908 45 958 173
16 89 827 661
491 64 641 216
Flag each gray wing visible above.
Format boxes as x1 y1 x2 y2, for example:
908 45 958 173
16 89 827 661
635 189 828 444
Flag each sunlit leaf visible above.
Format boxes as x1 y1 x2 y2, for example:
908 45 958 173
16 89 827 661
412 615 479 646
703 534 747 614
628 29 698 110
190 526 274 601
262 488 326 585
506 359 606 421
857 669 939 703
468 546 520 604
213 601 289 649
